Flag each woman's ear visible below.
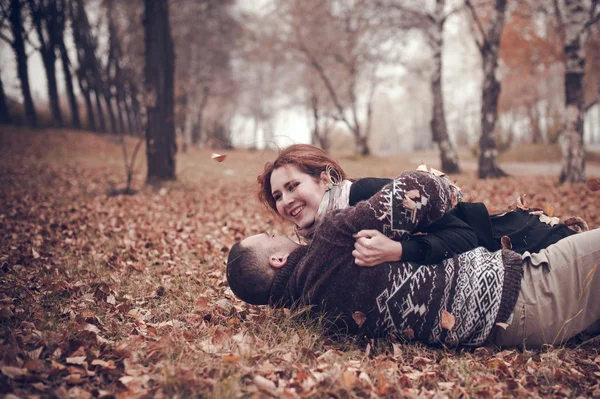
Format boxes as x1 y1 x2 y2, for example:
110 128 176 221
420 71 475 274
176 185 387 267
319 171 331 188
269 252 289 269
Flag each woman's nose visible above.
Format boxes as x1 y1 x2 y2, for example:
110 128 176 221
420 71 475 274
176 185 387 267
282 192 294 206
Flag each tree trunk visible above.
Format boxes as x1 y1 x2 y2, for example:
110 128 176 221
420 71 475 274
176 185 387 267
29 0 64 127
78 72 96 131
10 0 37 128
559 0 587 183
430 1 460 174
0 71 11 124
144 0 176 181
355 134 370 156
94 89 107 132
477 0 508 178
59 40 81 129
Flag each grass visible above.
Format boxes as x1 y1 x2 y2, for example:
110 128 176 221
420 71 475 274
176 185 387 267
1 125 600 397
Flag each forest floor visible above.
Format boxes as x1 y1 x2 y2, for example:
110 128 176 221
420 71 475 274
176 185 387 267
1 125 600 398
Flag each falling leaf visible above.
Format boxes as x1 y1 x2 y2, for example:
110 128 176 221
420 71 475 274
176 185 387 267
211 153 227 162
441 310 455 330
587 178 600 191
545 204 554 217
500 236 512 250
352 311 367 328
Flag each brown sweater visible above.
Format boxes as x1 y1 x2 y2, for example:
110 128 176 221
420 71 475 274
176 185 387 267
269 172 524 346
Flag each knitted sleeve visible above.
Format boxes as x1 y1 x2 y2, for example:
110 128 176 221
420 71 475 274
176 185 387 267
319 170 458 244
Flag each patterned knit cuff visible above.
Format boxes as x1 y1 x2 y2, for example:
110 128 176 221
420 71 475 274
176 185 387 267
495 249 524 323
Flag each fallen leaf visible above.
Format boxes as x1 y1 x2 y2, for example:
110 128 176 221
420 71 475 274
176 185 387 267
500 236 512 250
587 178 600 191
194 297 209 311
254 375 276 392
405 189 420 199
32 248 40 259
1 366 28 379
403 328 415 340
441 310 455 330
429 167 444 176
352 311 367 328
402 196 417 210
416 164 428 172
211 153 227 162
495 322 509 330
413 357 433 367
0 307 14 319
222 354 240 363
516 194 529 210
342 370 358 388
66 356 87 365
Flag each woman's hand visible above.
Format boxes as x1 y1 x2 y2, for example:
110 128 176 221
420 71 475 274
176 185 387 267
352 230 403 267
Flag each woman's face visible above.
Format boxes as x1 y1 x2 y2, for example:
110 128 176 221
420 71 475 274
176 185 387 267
270 164 328 229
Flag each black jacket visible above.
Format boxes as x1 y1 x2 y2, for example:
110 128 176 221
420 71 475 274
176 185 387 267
349 177 576 263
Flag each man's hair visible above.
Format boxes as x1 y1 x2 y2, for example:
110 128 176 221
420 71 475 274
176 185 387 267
226 241 273 305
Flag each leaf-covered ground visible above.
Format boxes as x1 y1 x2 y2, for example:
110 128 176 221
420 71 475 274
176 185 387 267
1 126 600 398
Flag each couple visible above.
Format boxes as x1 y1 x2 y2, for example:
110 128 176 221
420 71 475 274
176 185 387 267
227 144 600 348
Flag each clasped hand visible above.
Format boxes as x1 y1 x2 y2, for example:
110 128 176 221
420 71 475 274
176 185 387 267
352 230 403 267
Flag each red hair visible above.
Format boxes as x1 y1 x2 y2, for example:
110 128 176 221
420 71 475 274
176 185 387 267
257 144 347 214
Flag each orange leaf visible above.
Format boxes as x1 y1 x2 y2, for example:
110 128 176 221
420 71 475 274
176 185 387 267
352 311 367 328
441 310 455 330
545 204 554 218
342 370 358 388
211 153 227 162
222 354 240 363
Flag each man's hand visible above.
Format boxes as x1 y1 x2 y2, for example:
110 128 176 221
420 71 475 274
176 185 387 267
352 230 403 267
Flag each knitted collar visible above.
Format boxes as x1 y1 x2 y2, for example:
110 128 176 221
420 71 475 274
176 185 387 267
297 179 353 241
268 245 309 308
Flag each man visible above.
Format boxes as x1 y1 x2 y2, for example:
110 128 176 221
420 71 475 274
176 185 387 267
227 173 600 348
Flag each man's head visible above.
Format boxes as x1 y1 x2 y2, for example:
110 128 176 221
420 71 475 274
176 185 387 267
226 233 300 305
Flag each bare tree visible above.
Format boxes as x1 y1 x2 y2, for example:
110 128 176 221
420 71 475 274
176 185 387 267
55 0 80 128
376 0 461 172
0 66 11 123
555 0 600 182
466 0 509 178
144 0 176 181
28 0 63 127
1 0 38 127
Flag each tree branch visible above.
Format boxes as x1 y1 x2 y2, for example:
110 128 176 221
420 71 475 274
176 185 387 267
464 0 486 53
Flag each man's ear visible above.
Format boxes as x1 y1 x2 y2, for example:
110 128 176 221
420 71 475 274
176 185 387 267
269 251 289 269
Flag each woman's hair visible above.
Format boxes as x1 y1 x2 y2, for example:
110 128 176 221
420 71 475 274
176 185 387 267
257 144 347 214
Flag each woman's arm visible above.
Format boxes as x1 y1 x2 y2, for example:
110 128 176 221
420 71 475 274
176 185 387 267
353 212 478 266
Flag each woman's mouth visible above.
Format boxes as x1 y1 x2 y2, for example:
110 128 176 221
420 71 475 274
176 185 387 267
290 205 304 218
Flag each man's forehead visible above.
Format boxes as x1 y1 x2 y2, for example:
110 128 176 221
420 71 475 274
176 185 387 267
242 233 268 247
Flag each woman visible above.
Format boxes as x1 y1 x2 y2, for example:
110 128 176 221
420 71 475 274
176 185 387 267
257 144 472 265
257 144 584 266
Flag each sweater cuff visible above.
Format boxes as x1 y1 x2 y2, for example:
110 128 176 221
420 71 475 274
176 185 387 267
401 240 429 262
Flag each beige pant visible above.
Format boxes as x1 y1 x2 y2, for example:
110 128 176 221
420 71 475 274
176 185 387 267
490 228 600 348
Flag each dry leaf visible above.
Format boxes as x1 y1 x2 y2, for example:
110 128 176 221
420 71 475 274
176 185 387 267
545 204 554 218
194 297 209 311
403 328 415 341
429 167 444 176
406 189 420 199
342 370 358 388
500 236 512 250
441 310 455 330
32 248 40 259
402 196 418 210
516 194 529 211
211 153 227 162
587 178 600 191
352 311 367 328
495 322 509 330
416 164 428 172
66 356 87 365
0 307 14 319
222 354 240 363
254 375 276 392
1 366 28 379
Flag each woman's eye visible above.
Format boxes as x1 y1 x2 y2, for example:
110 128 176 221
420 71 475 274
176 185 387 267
289 182 300 191
273 194 281 202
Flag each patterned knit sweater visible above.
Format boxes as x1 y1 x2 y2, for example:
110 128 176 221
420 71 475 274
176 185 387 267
269 171 524 346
